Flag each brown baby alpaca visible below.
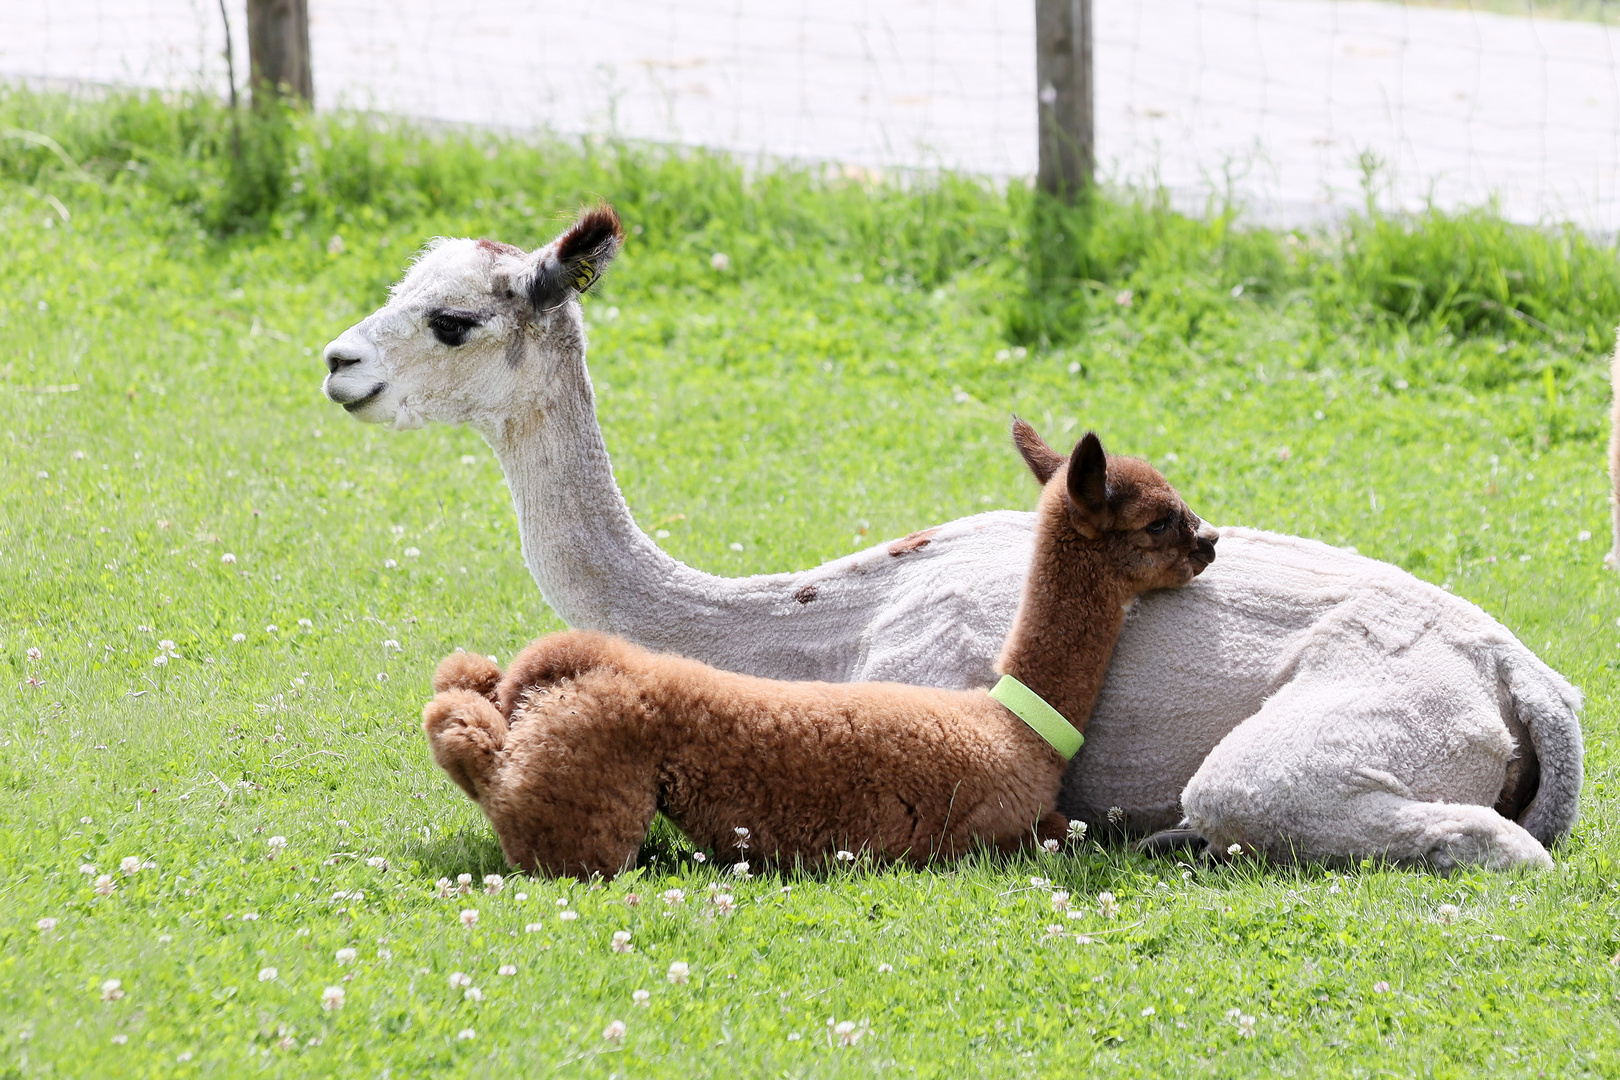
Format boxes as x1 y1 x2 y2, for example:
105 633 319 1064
423 425 1218 878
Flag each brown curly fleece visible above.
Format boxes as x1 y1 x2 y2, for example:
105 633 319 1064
423 424 1218 878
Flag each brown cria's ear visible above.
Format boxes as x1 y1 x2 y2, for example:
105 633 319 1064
528 202 625 312
1011 417 1065 485
1066 431 1109 529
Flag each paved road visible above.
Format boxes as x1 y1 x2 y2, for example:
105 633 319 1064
5 0 1619 229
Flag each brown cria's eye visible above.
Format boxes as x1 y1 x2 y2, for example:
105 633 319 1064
1145 515 1172 536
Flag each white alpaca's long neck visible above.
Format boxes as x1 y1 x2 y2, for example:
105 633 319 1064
480 342 852 676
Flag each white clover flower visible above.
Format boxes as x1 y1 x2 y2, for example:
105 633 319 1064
1227 843 1243 857
1142 1006 1157 1016
258 967 277 982
1106 806 1124 824
321 986 345 1011
623 892 641 907
36 917 58 932
137 626 153 634
555 897 569 907
483 874 503 894
1029 877 1050 888
691 851 706 863
231 633 246 643
603 1019 626 1042
1097 892 1119 919
383 639 401 651
731 861 751 879
835 850 856 863
458 874 473 889
111 1034 128 1045
1372 980 1391 994
220 553 236 564
265 625 278 634
100 979 124 1001
667 961 691 985
366 856 387 869
404 547 420 558
377 948 392 960
1051 891 1071 911
383 559 398 570
449 972 472 989
662 889 686 905
524 923 543 933
152 654 168 667
93 875 116 896
632 989 650 1006
158 640 175 650
336 948 357 965
1042 838 1061 853
176 1051 192 1062
877 963 893 973
26 647 42 661
120 856 141 875
559 910 579 922
709 252 730 271
611 930 633 954
498 965 517 976
457 1028 476 1041
1067 819 1088 842
460 455 477 465
459 909 479 928
1436 903 1460 925
240 912 259 921
1237 1014 1256 1037
834 1019 869 1046
713 893 736 916
78 863 96 875
464 987 484 1003
375 672 389 683
514 892 528 902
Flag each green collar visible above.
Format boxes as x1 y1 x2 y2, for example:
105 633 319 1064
988 675 1084 761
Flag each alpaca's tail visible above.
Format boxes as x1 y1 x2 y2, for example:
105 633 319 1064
1608 334 1620 569
423 691 509 802
497 630 647 717
433 650 502 700
1502 650 1585 846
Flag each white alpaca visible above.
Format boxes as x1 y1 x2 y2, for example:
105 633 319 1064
323 205 1582 869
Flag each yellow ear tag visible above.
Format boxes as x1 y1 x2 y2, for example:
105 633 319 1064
571 260 599 292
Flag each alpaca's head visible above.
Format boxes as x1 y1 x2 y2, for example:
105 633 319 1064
321 204 623 431
1012 419 1217 592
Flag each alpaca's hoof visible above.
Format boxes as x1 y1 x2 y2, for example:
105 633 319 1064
1136 828 1208 857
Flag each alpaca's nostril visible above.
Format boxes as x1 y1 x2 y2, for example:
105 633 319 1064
325 350 362 375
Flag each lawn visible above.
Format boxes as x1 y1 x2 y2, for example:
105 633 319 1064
2 90 1620 1077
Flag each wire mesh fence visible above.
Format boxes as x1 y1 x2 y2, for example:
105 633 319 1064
6 0 1620 230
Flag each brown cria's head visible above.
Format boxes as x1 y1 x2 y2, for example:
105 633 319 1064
1011 418 1217 594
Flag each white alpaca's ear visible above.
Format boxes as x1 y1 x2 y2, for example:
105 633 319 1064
521 203 625 313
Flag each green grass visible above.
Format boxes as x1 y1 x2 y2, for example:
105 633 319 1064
3 88 1620 1077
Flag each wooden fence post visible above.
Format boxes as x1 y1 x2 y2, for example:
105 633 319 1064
1035 0 1094 201
247 0 312 106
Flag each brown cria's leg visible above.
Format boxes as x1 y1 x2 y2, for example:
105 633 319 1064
1037 811 1070 848
433 652 503 702
423 690 509 801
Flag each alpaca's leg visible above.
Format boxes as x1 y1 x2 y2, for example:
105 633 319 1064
433 652 502 702
1180 678 1552 871
423 690 509 801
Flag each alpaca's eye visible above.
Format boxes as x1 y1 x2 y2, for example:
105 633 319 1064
1145 516 1172 536
428 312 478 346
